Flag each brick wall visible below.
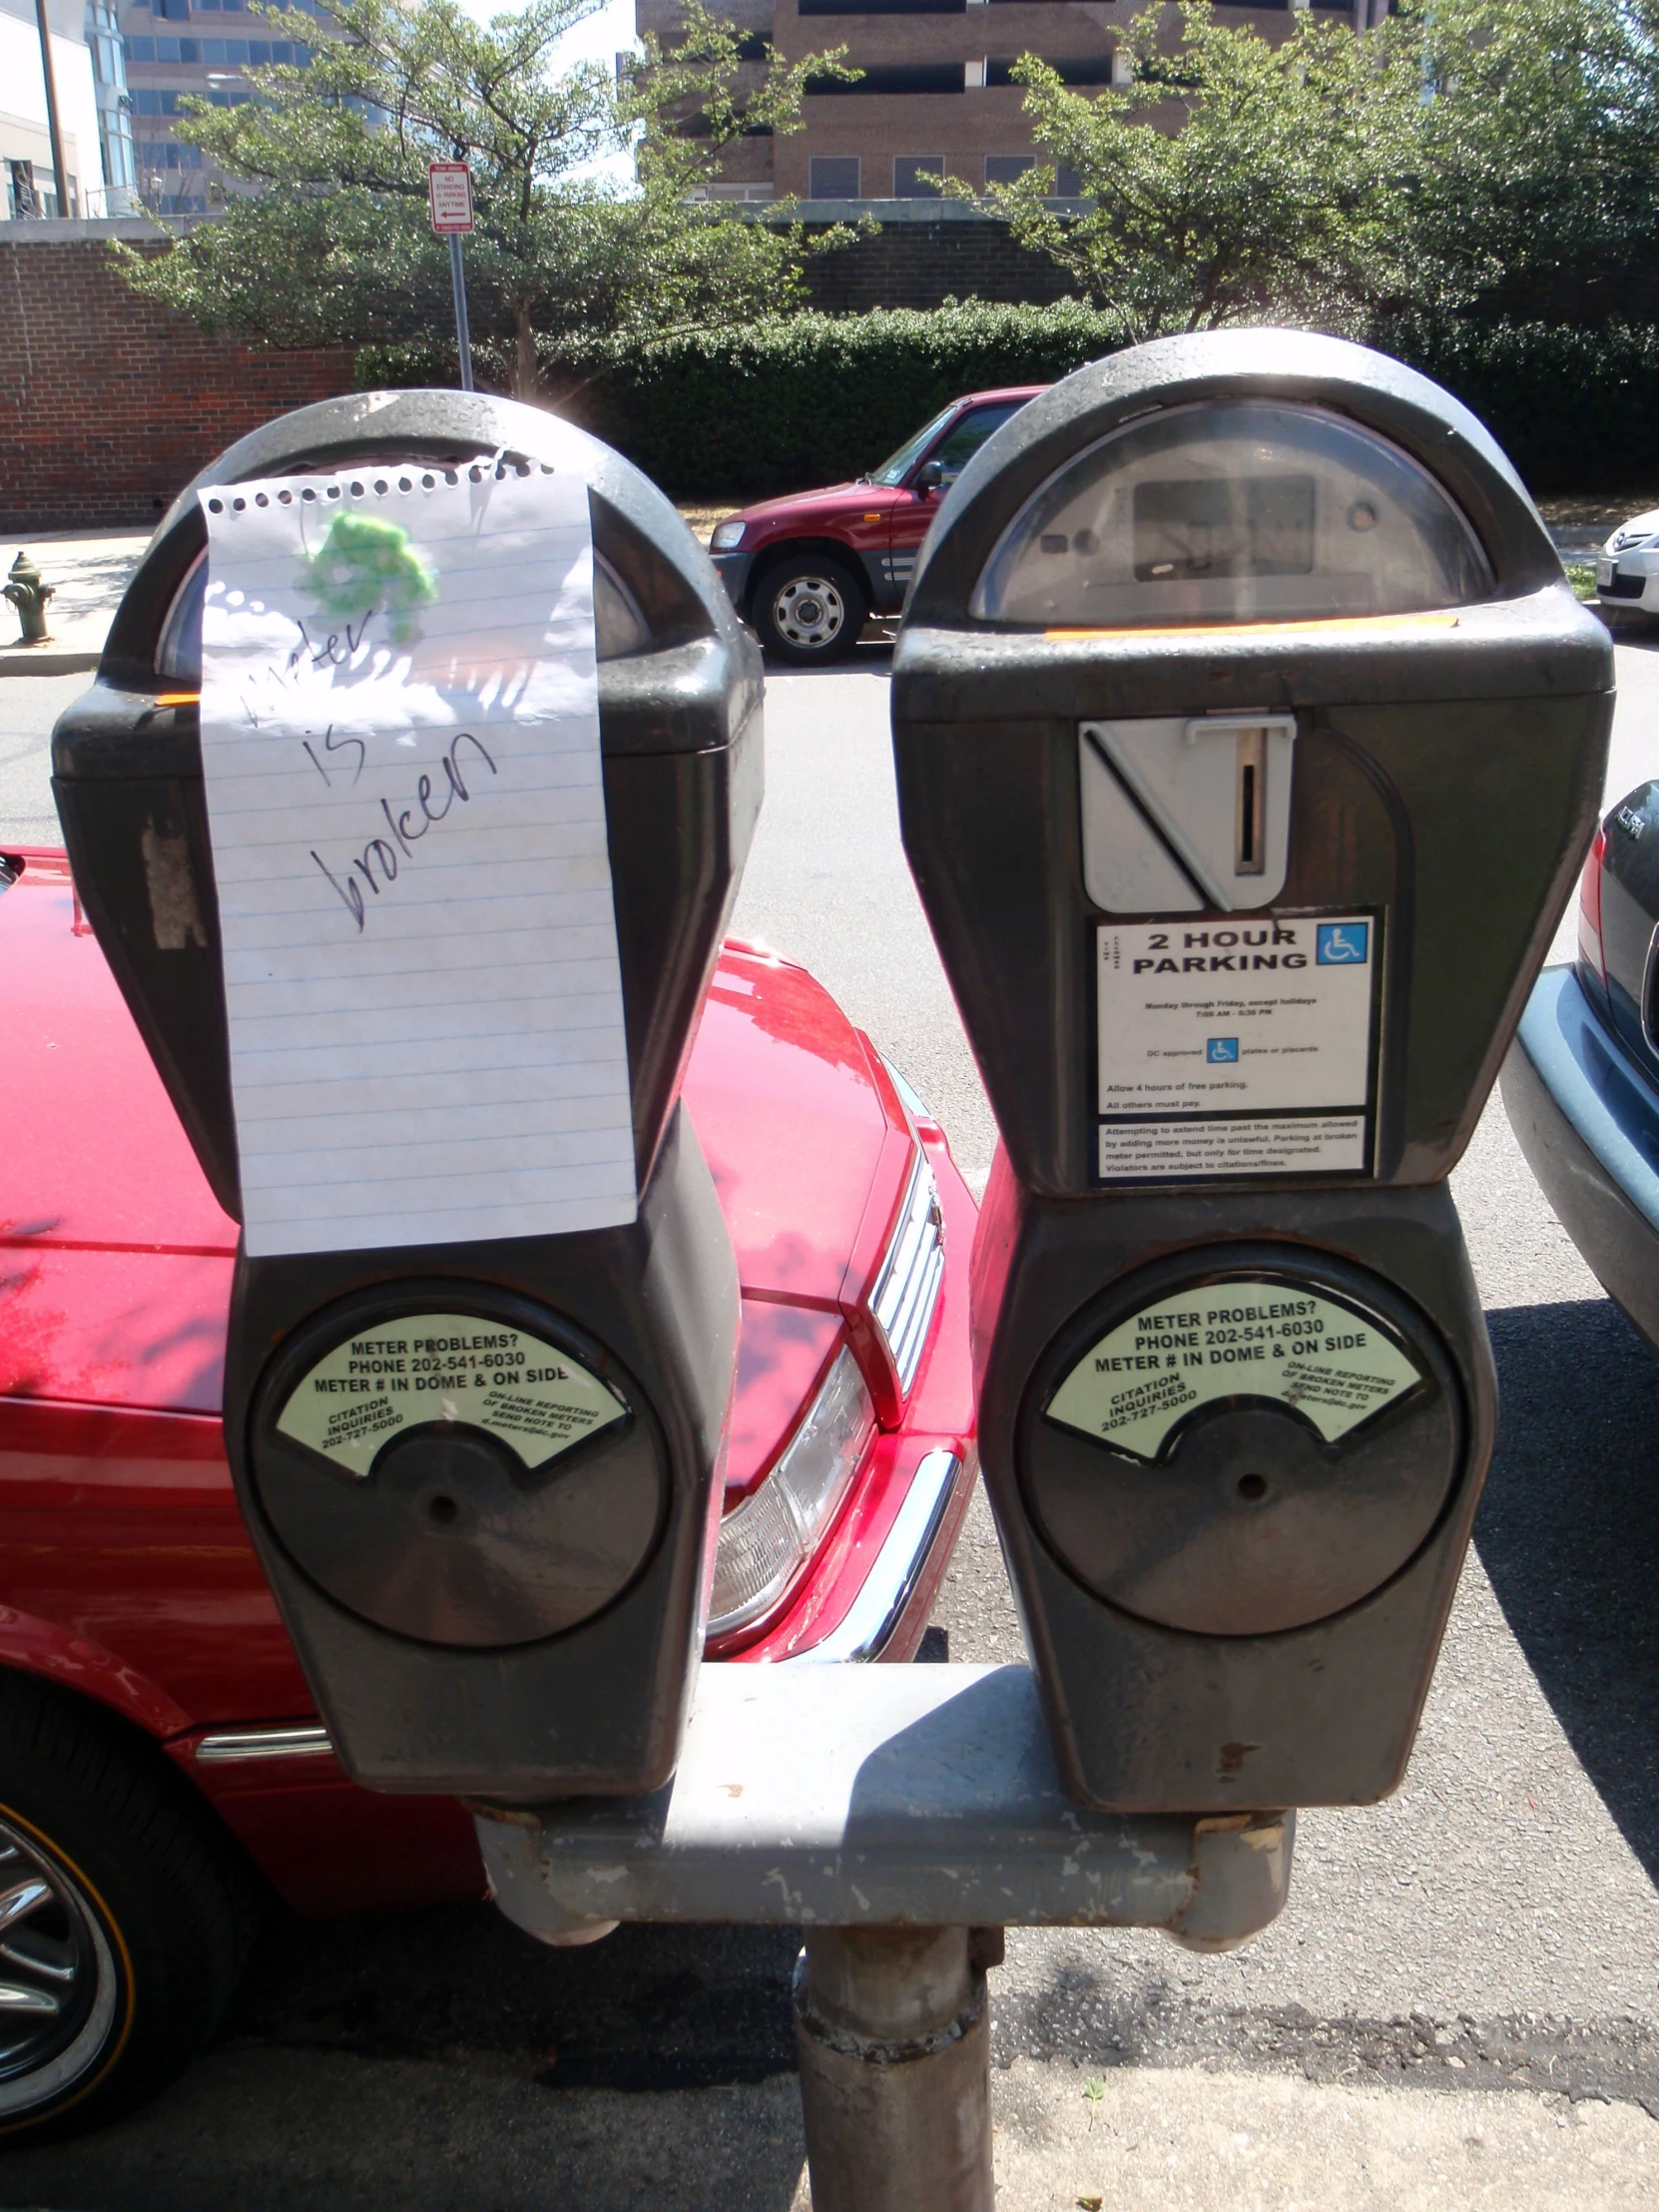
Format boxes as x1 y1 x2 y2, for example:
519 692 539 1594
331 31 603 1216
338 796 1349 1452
0 225 355 533
0 215 1069 529
799 214 1076 312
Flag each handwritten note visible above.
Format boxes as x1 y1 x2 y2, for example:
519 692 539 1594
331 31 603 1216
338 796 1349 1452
198 461 635 1258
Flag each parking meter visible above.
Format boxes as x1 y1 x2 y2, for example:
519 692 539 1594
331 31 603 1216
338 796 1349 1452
892 330 1612 1811
51 391 762 1799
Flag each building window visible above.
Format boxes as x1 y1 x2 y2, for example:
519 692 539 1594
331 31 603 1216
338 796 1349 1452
809 155 860 197
893 155 944 198
984 154 1033 184
800 0 964 10
987 57 1112 88
807 64 965 94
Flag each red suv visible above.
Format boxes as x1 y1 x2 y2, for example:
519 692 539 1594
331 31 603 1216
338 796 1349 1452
709 387 1045 663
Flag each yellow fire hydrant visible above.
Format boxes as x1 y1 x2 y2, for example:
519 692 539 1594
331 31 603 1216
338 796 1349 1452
4 551 54 646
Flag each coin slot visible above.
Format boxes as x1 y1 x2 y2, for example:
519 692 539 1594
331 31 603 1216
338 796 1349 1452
1235 726 1267 875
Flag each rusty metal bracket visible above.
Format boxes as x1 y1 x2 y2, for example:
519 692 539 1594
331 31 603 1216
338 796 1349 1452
473 1662 1293 1945
474 1664 1293 2212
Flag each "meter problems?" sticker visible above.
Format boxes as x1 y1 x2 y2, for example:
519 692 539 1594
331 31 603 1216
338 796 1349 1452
1045 1278 1422 1460
1096 912 1379 1181
276 1312 629 1478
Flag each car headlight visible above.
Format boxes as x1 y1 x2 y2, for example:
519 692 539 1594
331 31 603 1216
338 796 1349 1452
710 520 747 552
708 1344 875 1639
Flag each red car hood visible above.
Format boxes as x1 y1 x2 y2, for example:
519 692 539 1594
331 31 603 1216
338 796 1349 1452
0 855 898 1443
729 482 899 527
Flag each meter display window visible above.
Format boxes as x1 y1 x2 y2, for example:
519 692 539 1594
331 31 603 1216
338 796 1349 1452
971 402 1493 627
155 514 651 681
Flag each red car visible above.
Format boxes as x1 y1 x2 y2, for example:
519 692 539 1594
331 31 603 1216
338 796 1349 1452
0 845 977 2138
709 387 1044 663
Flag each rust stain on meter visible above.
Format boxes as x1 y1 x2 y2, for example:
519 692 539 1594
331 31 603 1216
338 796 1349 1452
276 1311 629 1478
1045 1278 1422 1461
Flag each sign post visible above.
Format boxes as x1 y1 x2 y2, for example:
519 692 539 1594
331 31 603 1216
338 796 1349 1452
428 160 475 392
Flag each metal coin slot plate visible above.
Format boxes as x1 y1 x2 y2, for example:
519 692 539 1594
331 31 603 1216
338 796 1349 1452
1045 1277 1423 1462
276 1310 629 1479
1079 714 1297 913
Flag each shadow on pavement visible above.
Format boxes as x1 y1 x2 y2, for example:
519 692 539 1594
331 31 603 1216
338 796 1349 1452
223 1903 802 2090
1475 1296 1659 1882
0 1912 807 2212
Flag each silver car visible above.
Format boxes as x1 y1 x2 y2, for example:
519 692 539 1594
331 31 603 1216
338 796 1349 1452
1596 507 1659 621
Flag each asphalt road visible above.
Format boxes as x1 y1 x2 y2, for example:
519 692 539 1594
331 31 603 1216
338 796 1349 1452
3 636 1659 2205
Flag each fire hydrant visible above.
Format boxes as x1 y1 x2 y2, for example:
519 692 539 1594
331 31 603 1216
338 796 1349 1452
4 551 54 645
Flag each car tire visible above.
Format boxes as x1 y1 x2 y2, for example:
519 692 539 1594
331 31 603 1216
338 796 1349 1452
752 555 867 665
0 1674 256 2142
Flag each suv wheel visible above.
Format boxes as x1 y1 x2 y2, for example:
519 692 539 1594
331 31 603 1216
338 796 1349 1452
0 1675 255 2141
753 556 867 665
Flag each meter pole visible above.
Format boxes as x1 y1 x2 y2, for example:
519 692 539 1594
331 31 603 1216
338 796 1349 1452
448 233 474 392
794 1924 996 2212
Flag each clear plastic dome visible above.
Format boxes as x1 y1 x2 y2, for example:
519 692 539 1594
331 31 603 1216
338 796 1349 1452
970 401 1493 628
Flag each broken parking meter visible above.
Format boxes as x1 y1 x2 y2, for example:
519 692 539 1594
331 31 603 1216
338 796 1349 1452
891 330 1612 1811
51 391 762 1798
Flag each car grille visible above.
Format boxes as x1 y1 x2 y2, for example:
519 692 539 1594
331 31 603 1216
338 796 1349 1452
1603 573 1648 600
869 1149 945 1395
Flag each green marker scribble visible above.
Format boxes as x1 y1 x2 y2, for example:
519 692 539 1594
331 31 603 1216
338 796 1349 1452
299 509 438 643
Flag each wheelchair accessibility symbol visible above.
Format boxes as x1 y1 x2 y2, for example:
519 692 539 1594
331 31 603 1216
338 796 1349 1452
1206 1037 1240 1063
1316 922 1370 966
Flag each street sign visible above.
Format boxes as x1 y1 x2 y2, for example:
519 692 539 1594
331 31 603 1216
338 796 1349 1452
428 161 473 234
429 163 475 387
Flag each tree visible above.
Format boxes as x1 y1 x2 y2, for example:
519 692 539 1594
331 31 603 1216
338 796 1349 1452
1409 0 1659 321
966 0 1432 339
118 0 853 397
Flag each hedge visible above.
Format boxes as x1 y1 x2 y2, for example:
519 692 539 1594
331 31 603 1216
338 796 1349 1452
360 301 1132 500
1379 317 1659 496
361 305 1659 500
560 301 1141 499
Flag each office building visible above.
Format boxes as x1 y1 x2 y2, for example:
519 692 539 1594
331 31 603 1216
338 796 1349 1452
1 0 107 216
640 0 1388 204
118 0 327 214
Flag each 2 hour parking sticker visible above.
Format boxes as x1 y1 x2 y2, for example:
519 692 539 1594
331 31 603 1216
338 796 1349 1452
276 1312 629 1478
1095 911 1380 1181
1045 1279 1424 1461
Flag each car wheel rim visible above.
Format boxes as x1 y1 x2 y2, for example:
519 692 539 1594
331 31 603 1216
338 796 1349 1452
0 1813 119 2117
772 576 846 651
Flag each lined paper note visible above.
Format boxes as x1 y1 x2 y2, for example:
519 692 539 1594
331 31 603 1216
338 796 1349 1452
198 462 635 1259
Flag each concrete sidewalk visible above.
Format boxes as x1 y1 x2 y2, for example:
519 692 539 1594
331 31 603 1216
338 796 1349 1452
0 527 150 677
1 2043 1651 2211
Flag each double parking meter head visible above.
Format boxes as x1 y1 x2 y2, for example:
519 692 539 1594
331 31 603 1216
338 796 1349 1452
52 391 762 1798
893 330 1613 1812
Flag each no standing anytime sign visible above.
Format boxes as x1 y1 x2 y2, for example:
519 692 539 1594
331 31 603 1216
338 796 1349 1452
428 162 473 235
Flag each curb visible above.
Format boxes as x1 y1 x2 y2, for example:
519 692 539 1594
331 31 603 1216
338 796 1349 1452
0 650 101 679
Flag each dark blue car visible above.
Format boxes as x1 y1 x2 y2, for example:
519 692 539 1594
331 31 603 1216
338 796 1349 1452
1503 781 1659 1351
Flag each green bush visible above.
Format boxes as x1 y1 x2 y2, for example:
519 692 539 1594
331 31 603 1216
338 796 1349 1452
364 301 1133 499
361 305 1659 500
1379 317 1659 495
568 300 1143 497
